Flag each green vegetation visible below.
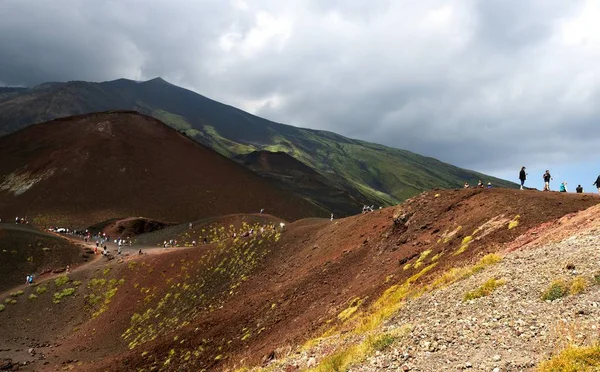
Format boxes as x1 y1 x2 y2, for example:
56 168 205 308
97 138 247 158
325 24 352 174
36 286 47 294
10 290 24 297
538 344 600 371
53 287 76 303
0 304 4 312
338 297 363 322
594 273 600 285
54 275 70 287
463 278 506 301
570 276 588 295
542 279 569 301
413 250 431 269
308 327 410 372
28 294 37 300
508 215 520 229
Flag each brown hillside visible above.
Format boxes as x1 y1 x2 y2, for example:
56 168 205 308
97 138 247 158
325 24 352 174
0 189 597 371
0 111 327 227
0 224 87 292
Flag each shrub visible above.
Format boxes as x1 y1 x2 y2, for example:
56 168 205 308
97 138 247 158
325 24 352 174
594 273 600 285
538 343 600 371
28 294 37 300
508 215 520 229
0 304 4 312
372 333 396 351
53 287 76 304
542 279 569 301
10 290 24 297
464 278 506 301
570 277 588 295
54 275 70 287
36 286 47 294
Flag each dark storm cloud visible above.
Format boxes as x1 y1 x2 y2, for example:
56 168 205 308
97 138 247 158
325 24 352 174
0 0 598 175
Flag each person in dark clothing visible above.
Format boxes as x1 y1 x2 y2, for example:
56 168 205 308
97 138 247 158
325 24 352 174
594 175 600 193
519 167 527 190
576 185 583 193
543 170 553 191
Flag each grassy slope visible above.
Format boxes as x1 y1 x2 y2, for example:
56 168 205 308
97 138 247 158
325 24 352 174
0 78 517 205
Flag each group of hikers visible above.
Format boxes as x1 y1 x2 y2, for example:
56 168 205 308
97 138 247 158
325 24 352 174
519 167 600 193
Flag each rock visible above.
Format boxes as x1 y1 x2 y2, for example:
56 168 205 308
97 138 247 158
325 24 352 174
0 359 14 370
492 368 500 372
28 348 35 355
307 357 317 368
492 355 501 362
402 364 411 371
465 361 472 368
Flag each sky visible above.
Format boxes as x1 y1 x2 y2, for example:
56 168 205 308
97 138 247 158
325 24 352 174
0 0 599 191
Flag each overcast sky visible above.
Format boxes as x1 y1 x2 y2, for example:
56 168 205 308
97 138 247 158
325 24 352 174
1 0 599 188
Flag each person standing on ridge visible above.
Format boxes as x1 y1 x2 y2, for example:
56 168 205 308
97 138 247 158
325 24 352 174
593 174 600 193
543 170 553 191
576 185 583 193
519 166 527 190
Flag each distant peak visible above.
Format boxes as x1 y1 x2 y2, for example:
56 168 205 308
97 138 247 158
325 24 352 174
144 77 170 85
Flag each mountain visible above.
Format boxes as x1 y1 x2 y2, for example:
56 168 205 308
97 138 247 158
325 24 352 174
0 78 517 205
0 111 327 226
235 150 364 216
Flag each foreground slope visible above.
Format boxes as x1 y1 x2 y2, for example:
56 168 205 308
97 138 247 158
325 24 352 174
0 189 597 371
0 78 517 205
0 111 326 226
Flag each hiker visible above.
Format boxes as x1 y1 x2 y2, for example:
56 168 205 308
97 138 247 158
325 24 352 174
260 208 264 214
189 222 192 229
593 174 600 193
28 275 33 285
477 180 484 188
26 275 30 285
94 246 98 255
138 249 143 255
463 182 470 189
330 213 334 221
576 185 583 193
543 170 553 191
519 166 527 190
203 237 207 244
66 265 70 274
487 182 492 189
559 181 568 193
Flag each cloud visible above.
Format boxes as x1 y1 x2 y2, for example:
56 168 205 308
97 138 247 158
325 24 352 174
0 0 599 176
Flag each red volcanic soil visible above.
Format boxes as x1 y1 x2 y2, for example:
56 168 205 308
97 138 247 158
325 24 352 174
0 111 327 227
88 217 175 239
0 224 87 292
0 188 597 371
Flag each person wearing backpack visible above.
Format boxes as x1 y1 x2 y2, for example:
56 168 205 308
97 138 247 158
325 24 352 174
543 170 553 191
519 166 527 190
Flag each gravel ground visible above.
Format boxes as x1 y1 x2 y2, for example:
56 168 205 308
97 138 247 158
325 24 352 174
353 229 600 372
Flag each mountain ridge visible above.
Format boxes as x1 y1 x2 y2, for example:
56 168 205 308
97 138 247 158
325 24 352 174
0 77 517 205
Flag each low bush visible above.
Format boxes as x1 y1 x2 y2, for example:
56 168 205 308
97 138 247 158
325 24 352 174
464 278 506 301
542 279 569 301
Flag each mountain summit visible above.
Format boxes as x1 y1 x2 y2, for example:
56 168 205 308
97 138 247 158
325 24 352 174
0 78 517 207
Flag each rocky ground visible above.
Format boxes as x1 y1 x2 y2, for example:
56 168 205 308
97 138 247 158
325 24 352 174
354 223 600 371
